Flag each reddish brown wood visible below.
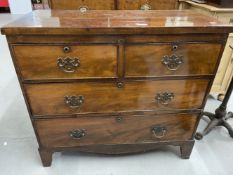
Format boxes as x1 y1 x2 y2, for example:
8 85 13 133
25 80 209 116
6 34 227 44
38 140 195 165
38 147 53 167
180 141 194 159
13 45 117 80
49 140 194 155
1 10 233 35
1 10 233 167
35 113 198 147
125 43 221 77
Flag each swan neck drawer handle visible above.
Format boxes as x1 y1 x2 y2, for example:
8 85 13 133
140 3 152 10
79 6 89 13
64 95 84 108
151 126 167 139
155 92 175 105
70 129 86 139
57 57 80 73
162 54 183 71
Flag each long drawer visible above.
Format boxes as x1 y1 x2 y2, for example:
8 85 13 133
125 43 221 77
35 113 198 148
25 80 209 116
12 45 117 80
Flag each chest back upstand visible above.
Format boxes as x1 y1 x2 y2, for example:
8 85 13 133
1 10 233 167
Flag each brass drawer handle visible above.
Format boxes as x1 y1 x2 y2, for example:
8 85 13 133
79 6 89 13
140 3 152 10
57 57 80 73
155 92 174 105
64 95 84 108
151 126 167 139
162 54 184 71
70 129 86 139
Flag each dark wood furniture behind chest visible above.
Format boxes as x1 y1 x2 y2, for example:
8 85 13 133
207 0 233 8
48 0 178 10
1 10 233 167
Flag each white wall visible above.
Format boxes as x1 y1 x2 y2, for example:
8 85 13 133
9 0 32 14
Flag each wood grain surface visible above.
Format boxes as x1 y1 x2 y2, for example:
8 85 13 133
13 45 117 80
25 80 209 116
35 113 198 147
2 10 233 35
125 43 221 77
7 34 226 44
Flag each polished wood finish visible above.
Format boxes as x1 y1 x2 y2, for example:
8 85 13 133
39 140 195 166
13 45 117 80
26 80 209 116
35 113 197 147
125 43 221 77
7 34 226 44
2 10 233 35
12 42 221 80
1 10 233 167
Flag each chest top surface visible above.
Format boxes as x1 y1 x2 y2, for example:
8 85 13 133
1 10 233 35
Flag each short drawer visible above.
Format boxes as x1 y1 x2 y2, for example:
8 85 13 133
49 0 115 10
125 43 221 77
25 80 209 116
118 0 178 10
35 113 198 148
12 45 117 80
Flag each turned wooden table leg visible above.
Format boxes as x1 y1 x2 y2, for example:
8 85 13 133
180 141 194 159
38 148 53 167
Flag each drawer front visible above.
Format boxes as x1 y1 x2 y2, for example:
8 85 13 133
118 0 177 10
49 0 115 10
25 80 209 116
13 45 117 80
35 113 198 147
125 43 221 77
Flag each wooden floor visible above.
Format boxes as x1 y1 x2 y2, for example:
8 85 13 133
0 14 233 175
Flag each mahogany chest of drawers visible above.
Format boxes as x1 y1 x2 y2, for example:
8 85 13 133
1 10 233 167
